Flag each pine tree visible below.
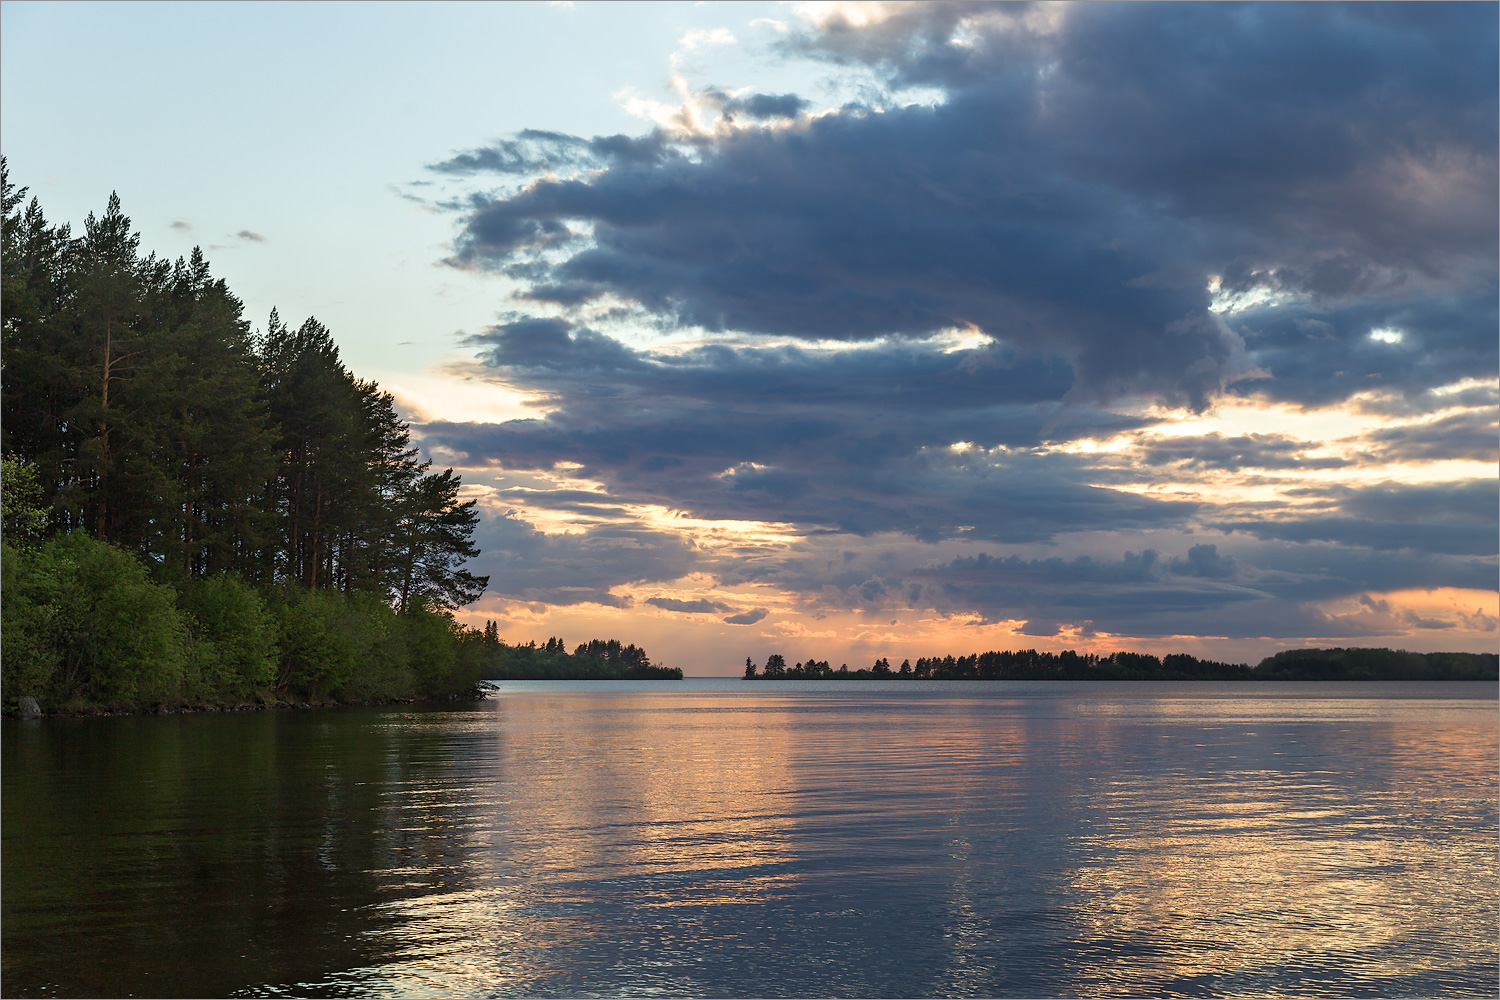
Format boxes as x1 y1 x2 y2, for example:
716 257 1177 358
393 468 489 612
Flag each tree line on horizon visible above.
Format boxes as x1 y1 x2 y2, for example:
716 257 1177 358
743 647 1498 682
1 161 499 712
475 628 682 680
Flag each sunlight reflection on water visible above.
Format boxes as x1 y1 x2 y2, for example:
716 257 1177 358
3 681 1495 997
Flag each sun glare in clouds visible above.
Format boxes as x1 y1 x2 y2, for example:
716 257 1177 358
1309 588 1499 642
383 363 544 425
1047 385 1497 504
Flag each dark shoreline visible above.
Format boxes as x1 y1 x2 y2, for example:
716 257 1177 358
741 675 1498 682
742 647 1498 683
6 687 491 720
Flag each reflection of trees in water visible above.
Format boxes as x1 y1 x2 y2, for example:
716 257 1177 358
0 707 484 997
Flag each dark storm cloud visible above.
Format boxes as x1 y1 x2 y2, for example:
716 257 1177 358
902 546 1278 639
428 409 1187 545
716 91 808 121
467 316 640 371
1140 434 1350 472
1364 410 1500 464
1216 480 1499 557
1354 381 1498 419
470 511 697 606
447 106 1245 407
692 526 1495 640
793 2 1496 287
431 128 675 177
1239 543 1498 603
416 326 1186 545
442 3 1495 409
723 608 770 626
1226 291 1498 408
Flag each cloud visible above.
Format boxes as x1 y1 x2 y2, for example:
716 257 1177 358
235 229 266 242
1140 433 1350 472
1364 410 1499 464
1169 544 1237 579
679 28 736 52
415 331 1188 545
439 3 1495 412
169 220 192 232
718 91 808 121
420 3 1496 651
646 596 728 614
468 510 698 606
1216 480 1498 557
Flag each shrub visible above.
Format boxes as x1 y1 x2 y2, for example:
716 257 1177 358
178 574 278 701
1 533 188 708
269 587 359 699
1 540 62 703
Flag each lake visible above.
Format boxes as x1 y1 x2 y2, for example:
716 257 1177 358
3 680 1496 997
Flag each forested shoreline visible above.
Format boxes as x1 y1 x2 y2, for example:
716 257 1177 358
476 631 682 680
0 162 674 716
743 647 1498 682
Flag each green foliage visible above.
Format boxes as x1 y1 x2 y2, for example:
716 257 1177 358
263 588 482 703
56 532 188 706
1255 647 1499 681
2 167 486 612
178 575 278 700
1 456 47 543
477 629 682 680
2 532 187 709
1 541 62 699
268 587 361 699
394 469 488 613
398 603 465 696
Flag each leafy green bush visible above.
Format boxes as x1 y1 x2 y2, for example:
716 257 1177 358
1 540 62 702
268 587 360 699
398 603 460 696
57 532 188 706
178 574 278 701
0 456 47 544
2 533 188 709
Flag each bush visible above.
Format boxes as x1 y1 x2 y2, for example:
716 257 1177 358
2 533 187 709
1 540 62 703
4 532 480 711
178 574 278 701
398 603 460 696
268 587 360 699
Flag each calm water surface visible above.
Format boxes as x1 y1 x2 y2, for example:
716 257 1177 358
3 680 1496 997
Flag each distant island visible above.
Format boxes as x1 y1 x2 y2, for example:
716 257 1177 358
742 648 1499 682
477 631 681 680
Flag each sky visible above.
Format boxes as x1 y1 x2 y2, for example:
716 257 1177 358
3 1 1496 674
